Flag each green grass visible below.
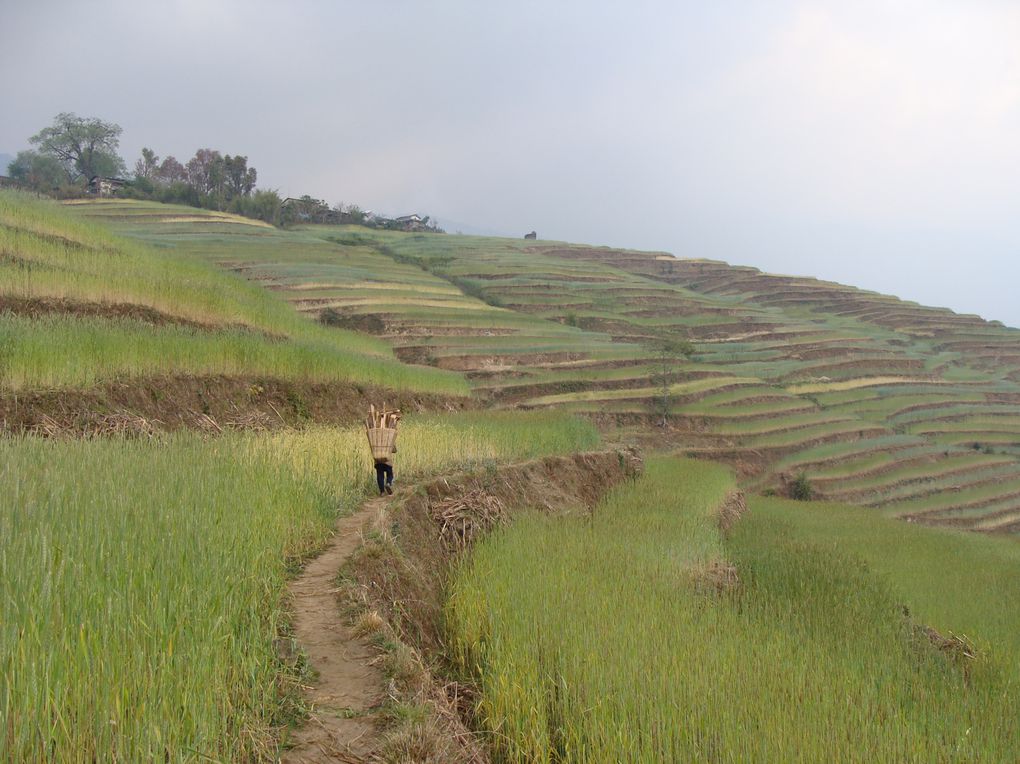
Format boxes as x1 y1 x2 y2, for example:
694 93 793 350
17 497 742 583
0 192 468 394
2 192 349 336
0 313 464 393
746 494 1020 675
448 458 1020 761
0 411 598 761
816 452 1011 493
63 197 1020 525
742 420 887 449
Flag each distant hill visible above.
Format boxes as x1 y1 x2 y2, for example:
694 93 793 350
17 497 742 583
0 153 13 175
79 202 1018 536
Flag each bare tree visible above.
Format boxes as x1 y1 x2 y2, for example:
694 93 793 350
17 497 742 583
155 156 187 184
134 147 160 180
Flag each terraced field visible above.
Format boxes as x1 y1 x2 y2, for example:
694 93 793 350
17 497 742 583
71 200 1020 533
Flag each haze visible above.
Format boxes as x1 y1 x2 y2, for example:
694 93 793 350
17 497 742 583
3 1 1019 327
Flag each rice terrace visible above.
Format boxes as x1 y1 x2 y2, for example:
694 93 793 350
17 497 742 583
5 5 1020 762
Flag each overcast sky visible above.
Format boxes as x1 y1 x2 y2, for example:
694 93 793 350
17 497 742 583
3 1 1019 326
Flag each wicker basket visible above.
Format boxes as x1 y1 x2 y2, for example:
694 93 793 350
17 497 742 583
366 427 397 461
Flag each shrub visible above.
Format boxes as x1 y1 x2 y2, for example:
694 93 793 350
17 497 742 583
790 473 814 501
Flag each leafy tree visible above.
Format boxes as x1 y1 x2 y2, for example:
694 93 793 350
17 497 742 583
647 336 695 427
7 150 66 191
156 181 201 208
223 154 256 198
134 147 160 180
228 189 282 225
30 112 126 181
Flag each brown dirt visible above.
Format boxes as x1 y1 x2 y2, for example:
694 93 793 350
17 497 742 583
0 374 468 436
2 294 206 331
326 448 642 762
281 496 391 763
0 294 283 339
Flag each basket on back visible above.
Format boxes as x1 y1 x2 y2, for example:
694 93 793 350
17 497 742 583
366 427 397 461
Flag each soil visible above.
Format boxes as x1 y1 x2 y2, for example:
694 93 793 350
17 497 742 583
2 294 210 331
0 294 287 340
325 448 642 762
281 496 390 763
0 374 468 436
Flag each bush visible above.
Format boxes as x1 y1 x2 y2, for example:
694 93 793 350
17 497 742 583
789 473 814 501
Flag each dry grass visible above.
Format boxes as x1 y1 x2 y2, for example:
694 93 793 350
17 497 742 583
159 214 273 228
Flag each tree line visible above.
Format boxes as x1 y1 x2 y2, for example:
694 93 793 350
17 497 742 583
6 113 441 230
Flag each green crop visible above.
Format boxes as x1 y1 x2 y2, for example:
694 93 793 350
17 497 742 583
448 457 1019 761
0 412 597 761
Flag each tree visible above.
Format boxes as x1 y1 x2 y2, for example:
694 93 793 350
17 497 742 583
647 336 695 427
223 154 256 198
30 112 126 181
155 156 186 184
7 150 66 191
185 148 224 196
134 147 160 180
228 189 282 225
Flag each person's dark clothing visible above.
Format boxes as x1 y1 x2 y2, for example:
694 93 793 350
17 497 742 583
375 461 393 494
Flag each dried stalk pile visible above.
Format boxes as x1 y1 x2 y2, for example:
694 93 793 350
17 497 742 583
430 488 507 550
31 412 159 439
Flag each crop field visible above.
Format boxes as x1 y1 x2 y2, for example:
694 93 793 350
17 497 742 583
0 193 466 394
59 198 1020 531
747 494 1020 677
5 189 1020 762
0 411 598 761
448 458 1019 761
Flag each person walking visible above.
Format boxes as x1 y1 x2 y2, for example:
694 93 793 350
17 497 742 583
374 449 394 495
367 406 400 495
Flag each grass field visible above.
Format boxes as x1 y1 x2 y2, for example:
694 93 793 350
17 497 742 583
448 458 1020 761
0 411 598 761
6 191 1020 761
0 192 466 394
55 197 1020 530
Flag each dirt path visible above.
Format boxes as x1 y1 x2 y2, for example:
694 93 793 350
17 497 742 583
282 495 390 763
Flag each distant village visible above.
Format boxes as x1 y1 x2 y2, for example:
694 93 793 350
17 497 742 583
1 113 449 232
277 195 445 233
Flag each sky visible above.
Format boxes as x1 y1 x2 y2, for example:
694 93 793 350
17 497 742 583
3 1 1019 326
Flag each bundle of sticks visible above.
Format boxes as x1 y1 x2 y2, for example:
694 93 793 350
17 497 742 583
365 403 401 431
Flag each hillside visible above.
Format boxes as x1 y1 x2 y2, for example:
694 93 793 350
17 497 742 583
0 192 468 432
69 197 1020 535
4 192 1020 761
